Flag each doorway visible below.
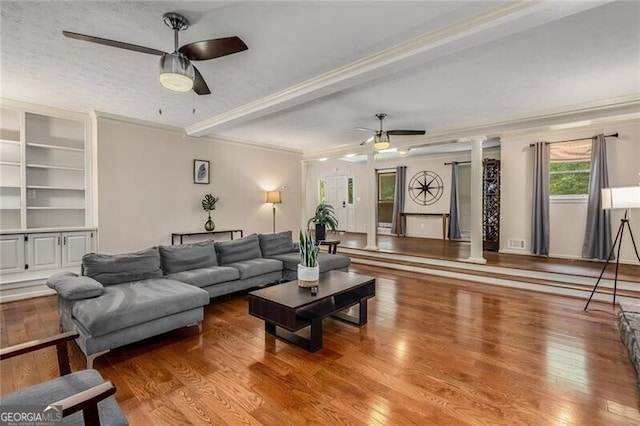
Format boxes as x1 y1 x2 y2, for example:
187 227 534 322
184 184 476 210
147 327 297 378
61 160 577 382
319 175 354 231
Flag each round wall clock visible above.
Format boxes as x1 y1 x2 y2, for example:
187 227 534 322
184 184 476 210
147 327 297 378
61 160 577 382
408 170 444 206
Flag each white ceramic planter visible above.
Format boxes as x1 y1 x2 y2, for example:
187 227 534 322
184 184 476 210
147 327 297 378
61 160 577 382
297 264 319 287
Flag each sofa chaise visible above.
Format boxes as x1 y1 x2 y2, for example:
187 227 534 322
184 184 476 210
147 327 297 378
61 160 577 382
47 247 210 367
47 231 351 367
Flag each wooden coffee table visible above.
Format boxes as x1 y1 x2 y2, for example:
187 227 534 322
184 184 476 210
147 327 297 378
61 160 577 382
248 270 375 352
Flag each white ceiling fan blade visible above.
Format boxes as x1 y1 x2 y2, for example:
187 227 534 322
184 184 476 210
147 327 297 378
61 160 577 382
359 135 375 145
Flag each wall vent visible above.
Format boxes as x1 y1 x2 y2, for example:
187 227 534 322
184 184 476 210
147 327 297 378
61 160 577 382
508 239 526 249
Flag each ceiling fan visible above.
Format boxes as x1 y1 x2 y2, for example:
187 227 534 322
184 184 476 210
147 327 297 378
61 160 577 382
357 113 425 150
63 12 248 95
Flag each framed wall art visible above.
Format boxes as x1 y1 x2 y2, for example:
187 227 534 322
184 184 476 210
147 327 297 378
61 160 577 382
194 159 210 184
408 170 443 206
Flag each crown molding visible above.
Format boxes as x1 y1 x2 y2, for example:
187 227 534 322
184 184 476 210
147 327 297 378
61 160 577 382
91 110 184 134
1 98 90 121
193 133 303 155
91 110 302 155
302 94 640 161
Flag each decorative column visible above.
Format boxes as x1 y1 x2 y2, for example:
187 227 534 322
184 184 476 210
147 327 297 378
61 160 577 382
365 152 378 250
467 136 487 264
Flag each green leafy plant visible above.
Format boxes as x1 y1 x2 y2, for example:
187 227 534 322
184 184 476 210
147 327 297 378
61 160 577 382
307 203 338 230
201 194 220 212
299 230 318 267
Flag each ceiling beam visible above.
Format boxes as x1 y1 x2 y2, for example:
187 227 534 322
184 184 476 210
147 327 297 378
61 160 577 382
186 1 611 137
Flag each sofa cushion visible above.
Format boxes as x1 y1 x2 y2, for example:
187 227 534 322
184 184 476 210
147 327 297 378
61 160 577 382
83 248 163 285
216 234 262 265
159 240 218 274
164 266 239 288
72 278 209 337
226 258 283 280
0 369 128 426
47 273 104 300
269 252 350 273
258 231 295 257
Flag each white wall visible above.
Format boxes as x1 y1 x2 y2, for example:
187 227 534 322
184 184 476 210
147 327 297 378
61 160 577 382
96 118 302 253
308 119 639 264
500 119 640 263
307 148 500 239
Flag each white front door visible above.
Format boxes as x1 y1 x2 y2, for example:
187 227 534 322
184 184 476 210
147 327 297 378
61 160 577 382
324 176 348 232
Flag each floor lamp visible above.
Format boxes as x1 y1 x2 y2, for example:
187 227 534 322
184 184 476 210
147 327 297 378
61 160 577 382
266 191 282 233
584 186 640 311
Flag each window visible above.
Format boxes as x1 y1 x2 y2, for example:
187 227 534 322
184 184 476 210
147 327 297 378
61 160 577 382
378 172 396 202
549 140 591 197
347 177 354 204
319 179 326 204
377 171 396 228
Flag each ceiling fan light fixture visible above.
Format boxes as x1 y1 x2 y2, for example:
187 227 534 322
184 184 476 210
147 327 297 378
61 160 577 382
374 132 390 150
159 52 194 92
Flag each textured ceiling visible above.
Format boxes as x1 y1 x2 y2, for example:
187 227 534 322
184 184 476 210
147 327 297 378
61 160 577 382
1 1 638 154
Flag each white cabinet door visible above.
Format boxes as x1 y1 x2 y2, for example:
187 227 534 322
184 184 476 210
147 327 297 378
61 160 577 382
27 233 61 271
0 234 25 273
62 231 93 267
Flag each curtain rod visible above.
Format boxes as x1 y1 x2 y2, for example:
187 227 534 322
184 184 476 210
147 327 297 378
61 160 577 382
528 132 618 147
444 161 472 165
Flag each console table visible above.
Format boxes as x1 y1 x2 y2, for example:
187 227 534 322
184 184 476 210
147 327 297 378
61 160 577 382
396 213 450 240
171 230 243 245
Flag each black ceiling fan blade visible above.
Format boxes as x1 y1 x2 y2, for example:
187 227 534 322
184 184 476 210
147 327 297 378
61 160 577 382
179 36 248 61
62 31 166 56
387 130 426 136
193 66 211 95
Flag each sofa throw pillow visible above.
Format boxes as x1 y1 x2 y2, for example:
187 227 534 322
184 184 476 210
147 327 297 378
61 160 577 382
159 240 218 274
82 247 163 285
216 234 262 265
47 272 104 300
258 231 295 257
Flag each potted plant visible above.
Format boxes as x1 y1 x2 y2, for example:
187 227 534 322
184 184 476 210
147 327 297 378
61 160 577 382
307 203 338 241
201 194 220 231
298 230 319 287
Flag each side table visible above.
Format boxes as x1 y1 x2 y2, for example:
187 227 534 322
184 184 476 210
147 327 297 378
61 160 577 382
317 239 340 254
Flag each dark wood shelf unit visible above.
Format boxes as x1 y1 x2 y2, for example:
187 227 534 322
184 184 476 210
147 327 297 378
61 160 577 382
482 159 500 252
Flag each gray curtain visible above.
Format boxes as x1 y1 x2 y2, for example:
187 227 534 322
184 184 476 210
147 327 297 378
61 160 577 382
582 134 612 259
531 142 550 255
448 161 462 240
390 166 407 235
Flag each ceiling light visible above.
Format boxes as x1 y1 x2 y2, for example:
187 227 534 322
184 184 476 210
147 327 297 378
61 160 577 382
159 52 195 92
318 157 328 162
374 132 390 150
345 153 356 158
397 148 410 156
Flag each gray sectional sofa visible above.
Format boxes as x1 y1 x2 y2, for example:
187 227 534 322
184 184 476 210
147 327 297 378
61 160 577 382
47 231 350 367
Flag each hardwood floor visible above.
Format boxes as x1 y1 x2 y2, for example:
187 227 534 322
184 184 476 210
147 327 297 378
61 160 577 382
337 232 640 283
2 264 639 425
